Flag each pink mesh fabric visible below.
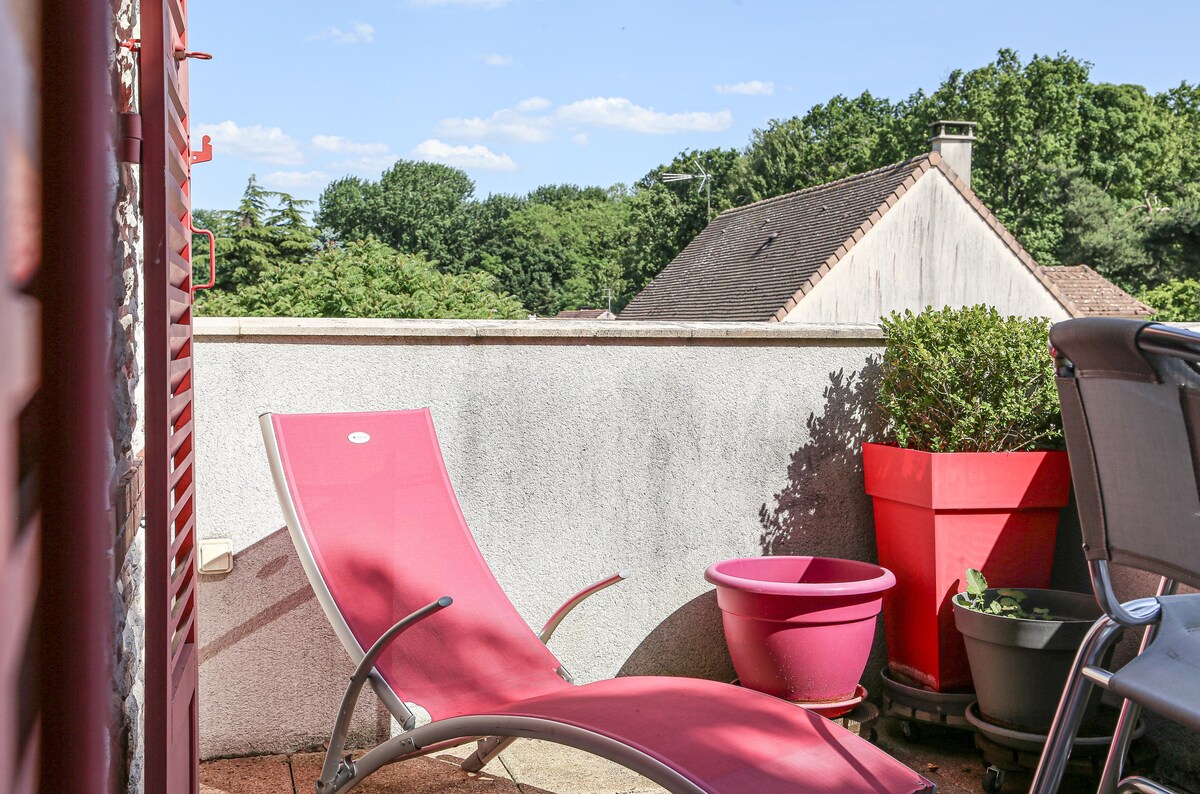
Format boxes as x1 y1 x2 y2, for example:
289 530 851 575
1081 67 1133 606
272 410 570 718
496 677 933 793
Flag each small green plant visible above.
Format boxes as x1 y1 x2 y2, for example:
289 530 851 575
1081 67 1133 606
960 568 1050 620
877 305 1063 452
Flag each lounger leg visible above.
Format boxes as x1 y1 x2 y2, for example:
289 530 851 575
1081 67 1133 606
317 597 453 793
460 736 518 773
1029 617 1124 794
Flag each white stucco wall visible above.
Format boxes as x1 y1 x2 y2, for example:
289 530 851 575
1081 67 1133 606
783 170 1070 324
191 318 889 757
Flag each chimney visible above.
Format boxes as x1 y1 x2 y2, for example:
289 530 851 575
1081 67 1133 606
929 120 977 189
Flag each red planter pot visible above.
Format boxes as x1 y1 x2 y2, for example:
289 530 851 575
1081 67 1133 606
705 556 895 703
862 443 1071 692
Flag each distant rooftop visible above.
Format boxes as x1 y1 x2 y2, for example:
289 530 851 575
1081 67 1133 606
553 308 616 320
1040 265 1153 318
621 156 934 322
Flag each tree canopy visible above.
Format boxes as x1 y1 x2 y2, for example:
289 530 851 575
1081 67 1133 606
197 237 526 319
194 49 1199 320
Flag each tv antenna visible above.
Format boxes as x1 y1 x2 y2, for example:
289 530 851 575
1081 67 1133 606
661 159 712 219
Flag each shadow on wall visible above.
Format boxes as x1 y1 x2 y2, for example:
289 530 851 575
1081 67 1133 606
756 363 890 695
617 591 736 684
197 527 389 758
758 363 883 562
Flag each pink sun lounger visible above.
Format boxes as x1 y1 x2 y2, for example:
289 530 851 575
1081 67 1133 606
261 408 935 793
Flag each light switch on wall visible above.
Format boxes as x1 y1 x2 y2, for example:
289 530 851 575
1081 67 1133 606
197 538 234 574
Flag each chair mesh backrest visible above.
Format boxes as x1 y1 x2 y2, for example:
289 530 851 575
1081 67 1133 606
268 409 569 719
1052 318 1200 589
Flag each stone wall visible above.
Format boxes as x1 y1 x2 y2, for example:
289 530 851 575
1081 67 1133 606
110 0 144 791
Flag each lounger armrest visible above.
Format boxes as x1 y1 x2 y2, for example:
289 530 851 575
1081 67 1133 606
321 597 452 791
540 571 628 644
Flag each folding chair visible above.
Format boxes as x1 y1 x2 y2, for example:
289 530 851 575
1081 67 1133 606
260 408 934 793
1032 318 1200 793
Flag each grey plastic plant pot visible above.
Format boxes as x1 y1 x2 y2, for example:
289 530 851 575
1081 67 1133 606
952 589 1111 734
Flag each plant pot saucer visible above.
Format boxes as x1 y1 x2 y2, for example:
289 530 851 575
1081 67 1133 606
729 679 867 719
789 685 867 719
965 702 1145 754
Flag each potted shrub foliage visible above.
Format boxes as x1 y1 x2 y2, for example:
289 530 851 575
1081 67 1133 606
952 569 1105 733
863 305 1071 692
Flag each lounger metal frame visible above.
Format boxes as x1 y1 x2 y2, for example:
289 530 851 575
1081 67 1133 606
261 413 669 794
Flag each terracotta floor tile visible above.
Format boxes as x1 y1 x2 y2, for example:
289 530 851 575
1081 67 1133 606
289 750 523 794
200 754 294 794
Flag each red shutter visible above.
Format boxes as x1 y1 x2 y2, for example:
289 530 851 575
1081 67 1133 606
142 0 201 790
5 1 116 792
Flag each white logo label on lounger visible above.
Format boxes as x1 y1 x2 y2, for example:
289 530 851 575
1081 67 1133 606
348 432 371 444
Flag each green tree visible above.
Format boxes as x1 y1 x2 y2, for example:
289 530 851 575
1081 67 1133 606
1138 278 1200 321
1054 167 1146 282
315 160 476 268
191 175 318 293
477 186 633 314
1078 83 1192 209
313 176 379 243
733 91 912 203
196 237 526 319
1142 199 1200 284
926 50 1092 263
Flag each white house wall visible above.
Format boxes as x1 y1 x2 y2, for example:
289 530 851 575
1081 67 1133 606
782 170 1070 324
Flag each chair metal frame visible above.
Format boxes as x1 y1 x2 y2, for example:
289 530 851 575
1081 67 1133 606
1031 321 1200 794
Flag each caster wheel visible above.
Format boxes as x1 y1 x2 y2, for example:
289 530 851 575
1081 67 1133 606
981 765 1005 793
900 721 921 742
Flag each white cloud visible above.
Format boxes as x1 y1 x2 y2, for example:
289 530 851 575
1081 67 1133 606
308 22 375 44
433 95 730 146
412 139 516 171
483 53 512 66
261 170 330 189
192 120 304 165
715 80 775 96
329 155 401 174
555 97 732 134
435 107 553 144
411 0 512 7
311 135 390 156
515 96 551 112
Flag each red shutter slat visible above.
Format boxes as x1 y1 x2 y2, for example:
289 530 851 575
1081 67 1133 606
143 0 201 789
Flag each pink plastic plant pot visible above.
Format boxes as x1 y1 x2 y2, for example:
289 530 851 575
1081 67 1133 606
705 556 896 703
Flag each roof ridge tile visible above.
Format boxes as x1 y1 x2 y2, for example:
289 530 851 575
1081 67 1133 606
718 154 933 219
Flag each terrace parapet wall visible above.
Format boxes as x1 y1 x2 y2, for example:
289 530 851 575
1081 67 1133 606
190 318 887 757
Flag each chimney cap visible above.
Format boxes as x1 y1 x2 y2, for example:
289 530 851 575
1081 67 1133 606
929 120 977 141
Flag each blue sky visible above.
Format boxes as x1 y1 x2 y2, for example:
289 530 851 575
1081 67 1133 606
188 0 1199 213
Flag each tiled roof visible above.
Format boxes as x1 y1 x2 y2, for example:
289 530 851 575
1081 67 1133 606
620 156 936 322
620 152 1073 322
1040 265 1153 318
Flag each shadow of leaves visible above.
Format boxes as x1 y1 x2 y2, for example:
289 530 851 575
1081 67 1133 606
758 361 883 560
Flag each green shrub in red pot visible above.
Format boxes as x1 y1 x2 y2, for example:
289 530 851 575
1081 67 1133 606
863 305 1070 692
